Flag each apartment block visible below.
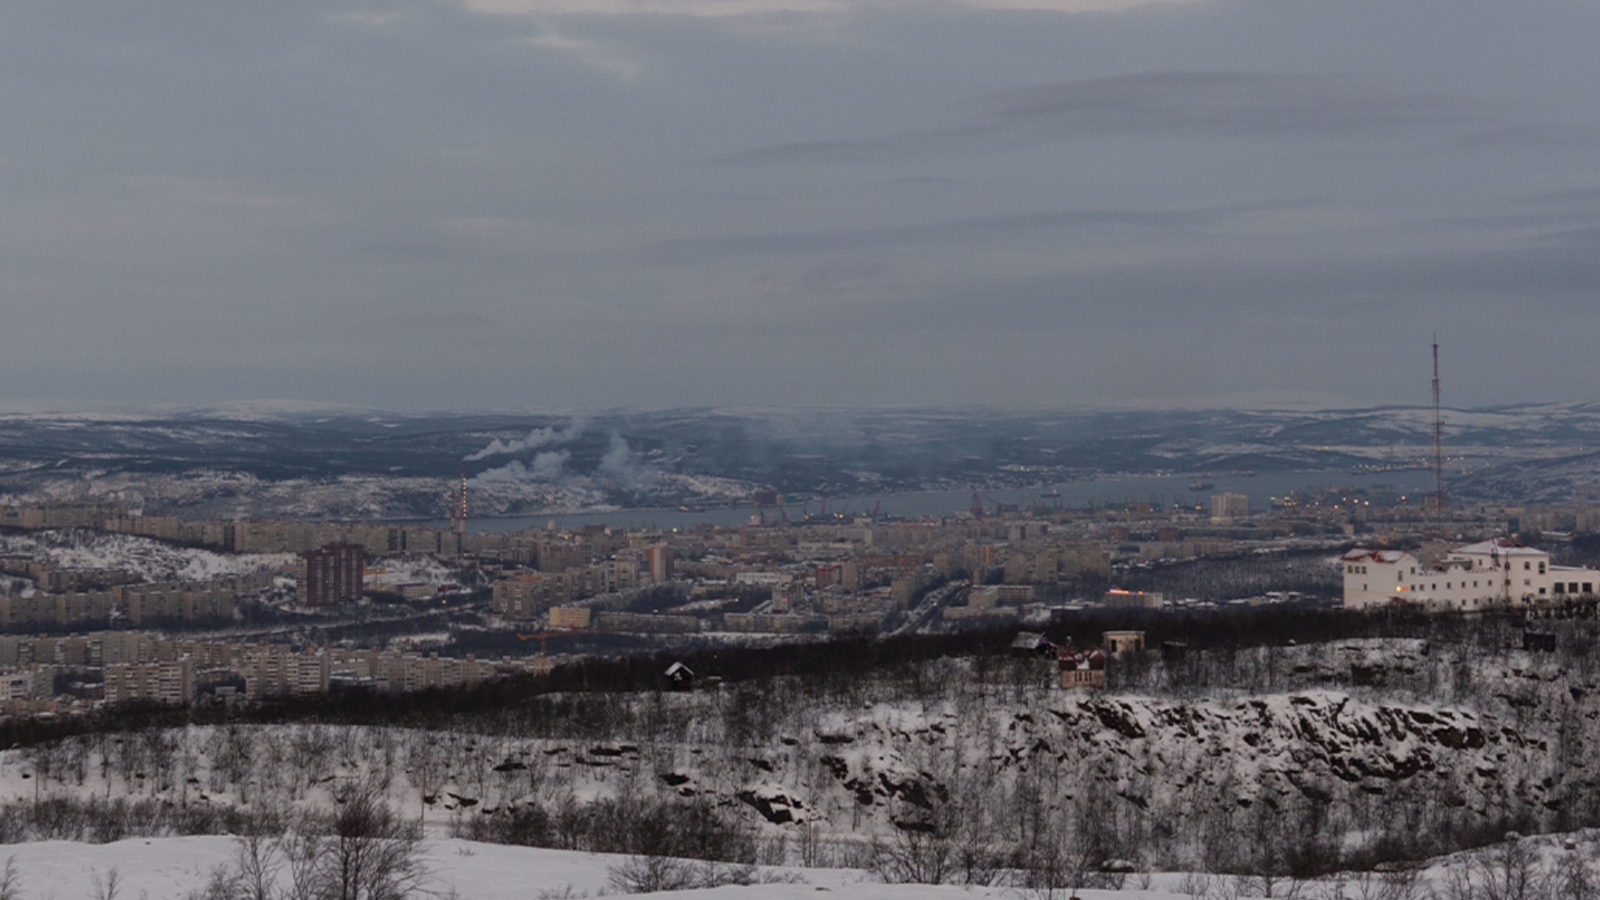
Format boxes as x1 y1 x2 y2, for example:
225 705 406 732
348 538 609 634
299 543 365 606
104 658 195 705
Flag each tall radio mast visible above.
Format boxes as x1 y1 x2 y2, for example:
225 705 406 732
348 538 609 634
1426 337 1446 520
456 463 468 555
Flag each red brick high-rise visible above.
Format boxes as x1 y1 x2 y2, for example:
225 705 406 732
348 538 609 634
300 542 365 606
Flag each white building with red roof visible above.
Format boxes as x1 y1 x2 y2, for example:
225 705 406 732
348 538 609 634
1342 537 1600 611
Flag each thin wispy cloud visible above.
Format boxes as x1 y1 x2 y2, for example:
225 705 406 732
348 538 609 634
721 72 1468 165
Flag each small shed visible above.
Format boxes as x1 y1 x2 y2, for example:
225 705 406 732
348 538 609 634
664 661 695 691
1010 632 1058 657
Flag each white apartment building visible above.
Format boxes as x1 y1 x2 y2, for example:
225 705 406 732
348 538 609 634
104 659 196 705
1343 538 1600 611
1211 492 1249 524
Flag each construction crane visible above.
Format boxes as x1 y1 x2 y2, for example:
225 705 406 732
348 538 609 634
516 629 589 655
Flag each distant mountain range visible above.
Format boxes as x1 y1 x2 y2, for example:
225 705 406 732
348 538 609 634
3 403 1600 518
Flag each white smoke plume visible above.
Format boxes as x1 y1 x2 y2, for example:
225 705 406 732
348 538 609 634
465 417 587 461
474 450 571 482
597 432 659 490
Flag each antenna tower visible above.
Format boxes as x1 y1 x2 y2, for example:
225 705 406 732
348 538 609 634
457 463 468 553
1426 337 1447 519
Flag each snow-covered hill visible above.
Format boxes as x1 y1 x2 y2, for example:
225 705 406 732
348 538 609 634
0 529 291 583
3 633 1593 872
10 402 1600 517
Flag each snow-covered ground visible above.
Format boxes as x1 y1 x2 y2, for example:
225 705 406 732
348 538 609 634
0 529 293 583
0 837 895 899
0 837 1008 899
365 556 462 591
0 832 1594 900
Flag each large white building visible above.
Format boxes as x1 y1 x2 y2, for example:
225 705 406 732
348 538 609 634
1211 492 1249 524
1343 538 1600 611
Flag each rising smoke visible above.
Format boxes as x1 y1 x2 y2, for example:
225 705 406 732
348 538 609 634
464 417 588 462
473 450 572 483
596 432 658 491
467 421 661 492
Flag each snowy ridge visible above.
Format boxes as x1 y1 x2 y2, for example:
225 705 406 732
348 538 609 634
0 469 756 520
2 636 1590 869
12 401 1600 517
0 530 291 583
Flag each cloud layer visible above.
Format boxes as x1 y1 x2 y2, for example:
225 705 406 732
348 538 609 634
2 0 1598 410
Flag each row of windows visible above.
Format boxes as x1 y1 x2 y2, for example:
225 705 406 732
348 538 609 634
1350 561 1551 580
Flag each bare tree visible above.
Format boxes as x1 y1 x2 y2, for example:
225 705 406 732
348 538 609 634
1178 871 1213 900
1555 852 1596 900
605 855 702 894
0 857 22 900
1443 851 1480 900
872 827 955 886
235 834 284 900
286 775 431 900
1380 863 1424 900
89 867 123 900
1473 837 1547 900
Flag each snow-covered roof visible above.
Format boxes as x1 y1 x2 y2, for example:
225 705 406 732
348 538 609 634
1342 549 1409 563
1453 538 1546 556
1010 631 1050 650
1059 648 1105 670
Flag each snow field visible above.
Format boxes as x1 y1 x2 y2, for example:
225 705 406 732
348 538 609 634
0 836 1000 899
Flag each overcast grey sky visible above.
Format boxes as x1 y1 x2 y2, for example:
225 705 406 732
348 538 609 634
2 0 1597 411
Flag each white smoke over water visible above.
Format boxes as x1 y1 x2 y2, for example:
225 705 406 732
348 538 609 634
464 417 587 461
